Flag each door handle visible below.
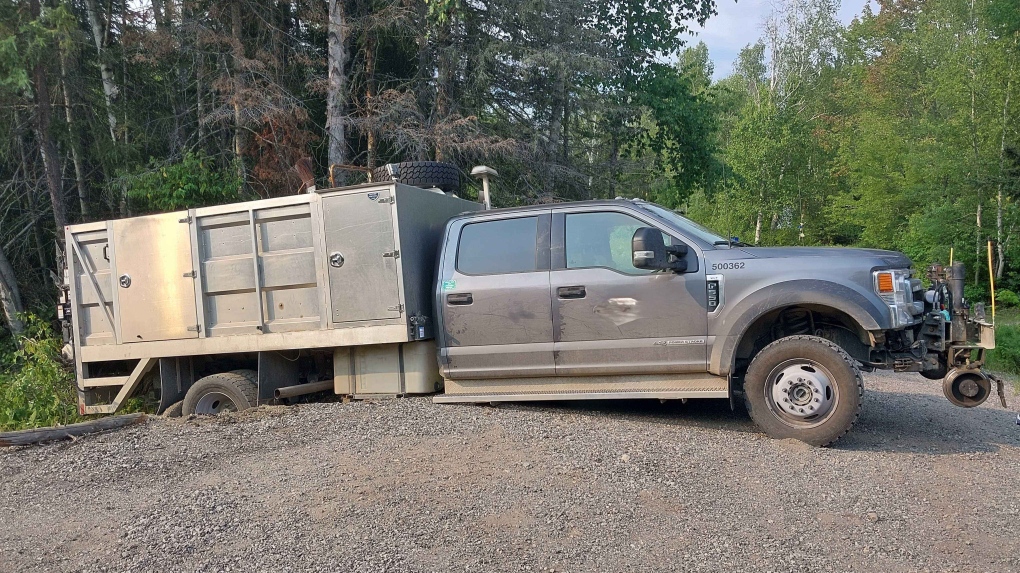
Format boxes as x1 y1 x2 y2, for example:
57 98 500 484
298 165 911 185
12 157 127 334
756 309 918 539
557 285 586 299
447 293 473 305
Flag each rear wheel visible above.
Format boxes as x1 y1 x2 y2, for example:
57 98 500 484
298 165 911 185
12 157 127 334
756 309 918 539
743 335 863 446
182 370 258 416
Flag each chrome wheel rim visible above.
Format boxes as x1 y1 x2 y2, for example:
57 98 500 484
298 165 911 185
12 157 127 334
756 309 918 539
194 392 237 415
765 359 839 428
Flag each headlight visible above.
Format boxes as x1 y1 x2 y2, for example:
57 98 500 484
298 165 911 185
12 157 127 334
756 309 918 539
874 269 917 328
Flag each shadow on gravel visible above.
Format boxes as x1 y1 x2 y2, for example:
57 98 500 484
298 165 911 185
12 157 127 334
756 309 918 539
500 398 760 436
834 391 1020 455
493 390 1020 454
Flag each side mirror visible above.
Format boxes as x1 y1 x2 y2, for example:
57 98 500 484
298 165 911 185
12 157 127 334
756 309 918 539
632 227 688 272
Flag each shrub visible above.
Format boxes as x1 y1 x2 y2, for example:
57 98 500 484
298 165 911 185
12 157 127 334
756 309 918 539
964 284 988 305
986 323 1020 377
995 289 1020 308
124 152 244 213
0 315 80 431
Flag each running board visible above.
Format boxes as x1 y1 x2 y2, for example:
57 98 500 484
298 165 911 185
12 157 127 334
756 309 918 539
434 389 728 404
434 373 729 404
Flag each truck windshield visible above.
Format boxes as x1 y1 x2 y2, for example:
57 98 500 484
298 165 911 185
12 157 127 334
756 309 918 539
636 203 729 246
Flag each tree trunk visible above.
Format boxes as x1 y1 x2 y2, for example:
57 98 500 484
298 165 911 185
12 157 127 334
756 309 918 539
30 0 68 231
561 83 570 164
434 20 457 162
59 49 89 220
151 0 165 27
84 0 119 142
549 68 564 164
14 109 50 270
231 0 246 184
755 188 765 245
608 131 619 199
196 50 205 143
326 0 348 183
969 0 982 285
995 34 1015 280
0 246 25 337
975 202 982 285
365 33 378 169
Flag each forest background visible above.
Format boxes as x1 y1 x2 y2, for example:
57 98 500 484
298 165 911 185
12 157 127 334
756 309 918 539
0 0 1018 428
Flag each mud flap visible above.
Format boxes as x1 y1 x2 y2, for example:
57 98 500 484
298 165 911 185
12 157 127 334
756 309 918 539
157 357 194 414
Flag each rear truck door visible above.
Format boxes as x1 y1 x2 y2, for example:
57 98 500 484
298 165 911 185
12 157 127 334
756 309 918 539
549 208 708 375
110 211 200 343
438 211 554 379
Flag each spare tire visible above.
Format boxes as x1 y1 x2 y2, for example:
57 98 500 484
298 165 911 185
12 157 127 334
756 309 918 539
372 161 461 193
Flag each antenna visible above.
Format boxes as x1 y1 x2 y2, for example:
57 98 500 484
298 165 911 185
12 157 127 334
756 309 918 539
470 166 498 210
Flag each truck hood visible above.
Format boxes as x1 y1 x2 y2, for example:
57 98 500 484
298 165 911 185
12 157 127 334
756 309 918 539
735 246 912 268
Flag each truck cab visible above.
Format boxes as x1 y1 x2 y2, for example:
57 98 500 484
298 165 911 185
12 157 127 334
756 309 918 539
436 200 710 381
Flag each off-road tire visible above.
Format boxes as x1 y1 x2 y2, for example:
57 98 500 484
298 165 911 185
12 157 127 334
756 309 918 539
743 335 864 446
182 370 259 416
372 161 461 193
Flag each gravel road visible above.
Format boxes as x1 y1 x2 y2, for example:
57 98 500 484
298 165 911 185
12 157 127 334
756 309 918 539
1 371 1018 573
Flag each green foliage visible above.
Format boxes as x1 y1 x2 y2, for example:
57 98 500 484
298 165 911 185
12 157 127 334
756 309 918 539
424 0 462 24
124 153 244 213
635 58 719 205
987 324 1020 376
0 315 79 432
680 0 1020 300
965 283 989 304
996 289 1020 308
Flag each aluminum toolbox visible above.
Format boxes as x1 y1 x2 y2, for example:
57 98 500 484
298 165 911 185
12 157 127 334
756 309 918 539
64 183 481 412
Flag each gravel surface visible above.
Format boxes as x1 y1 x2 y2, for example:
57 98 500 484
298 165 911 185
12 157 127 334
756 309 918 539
1 371 1018 573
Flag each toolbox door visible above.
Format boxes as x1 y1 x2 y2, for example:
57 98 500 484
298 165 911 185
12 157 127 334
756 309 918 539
322 190 403 323
111 211 200 343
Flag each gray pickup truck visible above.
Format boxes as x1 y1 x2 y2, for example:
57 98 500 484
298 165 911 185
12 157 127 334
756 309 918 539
60 163 998 446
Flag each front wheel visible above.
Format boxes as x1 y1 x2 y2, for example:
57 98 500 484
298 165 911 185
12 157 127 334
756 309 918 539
743 335 863 446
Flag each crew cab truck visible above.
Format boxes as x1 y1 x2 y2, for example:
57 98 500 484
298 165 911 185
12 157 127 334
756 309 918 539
59 163 999 446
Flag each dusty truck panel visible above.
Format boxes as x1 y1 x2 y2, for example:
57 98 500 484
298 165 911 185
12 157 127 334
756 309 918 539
64 183 481 414
197 200 325 336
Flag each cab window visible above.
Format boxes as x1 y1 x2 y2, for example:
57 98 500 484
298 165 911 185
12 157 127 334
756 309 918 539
457 216 539 275
565 211 672 274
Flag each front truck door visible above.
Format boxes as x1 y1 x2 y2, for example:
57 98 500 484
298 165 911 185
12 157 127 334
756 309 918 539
439 212 554 379
111 211 200 343
550 209 708 376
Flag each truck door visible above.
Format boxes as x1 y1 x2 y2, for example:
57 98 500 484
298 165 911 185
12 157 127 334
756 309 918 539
322 190 402 323
438 212 554 379
110 211 200 343
550 209 708 375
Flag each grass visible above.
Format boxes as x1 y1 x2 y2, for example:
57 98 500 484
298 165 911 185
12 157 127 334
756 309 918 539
985 308 1020 392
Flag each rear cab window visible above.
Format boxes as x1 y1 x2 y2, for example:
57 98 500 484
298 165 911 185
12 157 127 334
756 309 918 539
456 216 539 275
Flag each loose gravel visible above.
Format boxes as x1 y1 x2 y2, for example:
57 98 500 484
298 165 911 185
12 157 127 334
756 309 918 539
1 372 1018 573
